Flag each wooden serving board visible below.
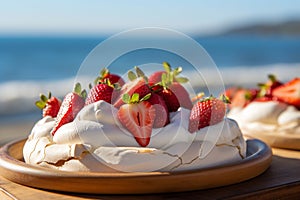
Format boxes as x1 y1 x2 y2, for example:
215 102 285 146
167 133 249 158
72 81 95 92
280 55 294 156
244 132 300 150
0 139 272 194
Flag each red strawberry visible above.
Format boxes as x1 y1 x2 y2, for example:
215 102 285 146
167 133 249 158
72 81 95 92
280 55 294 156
153 62 192 112
113 67 151 108
188 96 227 133
147 93 169 128
158 82 193 112
272 77 300 108
51 83 86 136
118 93 156 147
253 96 274 102
224 87 240 100
230 88 258 108
85 82 114 105
35 92 61 118
96 68 125 86
148 71 166 86
258 74 282 98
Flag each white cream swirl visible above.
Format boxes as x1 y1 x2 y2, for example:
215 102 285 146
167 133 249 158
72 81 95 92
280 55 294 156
228 101 300 136
23 100 246 172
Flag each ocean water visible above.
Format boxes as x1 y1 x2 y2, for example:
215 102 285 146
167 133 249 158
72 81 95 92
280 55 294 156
0 35 300 122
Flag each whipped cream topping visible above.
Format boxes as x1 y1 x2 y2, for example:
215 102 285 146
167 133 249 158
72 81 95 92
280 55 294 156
228 101 300 136
24 100 246 172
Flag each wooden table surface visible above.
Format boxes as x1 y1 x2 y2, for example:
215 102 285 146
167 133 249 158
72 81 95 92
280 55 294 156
0 145 299 200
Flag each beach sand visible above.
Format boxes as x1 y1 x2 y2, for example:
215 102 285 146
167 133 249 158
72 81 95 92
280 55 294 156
0 121 35 146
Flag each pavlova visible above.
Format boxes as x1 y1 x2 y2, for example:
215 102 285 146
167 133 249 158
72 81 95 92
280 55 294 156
227 75 300 148
23 63 246 172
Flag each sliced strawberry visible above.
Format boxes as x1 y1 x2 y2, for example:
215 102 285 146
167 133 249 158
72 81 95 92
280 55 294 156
272 77 300 108
51 83 86 135
85 82 114 105
147 93 169 128
118 93 155 147
35 92 61 118
188 96 227 133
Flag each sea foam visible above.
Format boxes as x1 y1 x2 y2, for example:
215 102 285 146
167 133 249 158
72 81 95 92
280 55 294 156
0 63 299 117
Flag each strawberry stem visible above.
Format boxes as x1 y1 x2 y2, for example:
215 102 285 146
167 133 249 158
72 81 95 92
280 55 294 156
122 93 131 104
268 74 277 83
163 62 171 73
121 93 152 104
140 93 151 101
127 66 148 83
128 71 137 81
35 100 46 109
40 94 48 103
35 92 52 109
74 83 87 99
160 62 189 89
131 93 140 103
220 94 231 104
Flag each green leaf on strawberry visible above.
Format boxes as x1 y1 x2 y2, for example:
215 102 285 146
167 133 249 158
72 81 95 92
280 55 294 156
150 62 192 112
35 92 61 118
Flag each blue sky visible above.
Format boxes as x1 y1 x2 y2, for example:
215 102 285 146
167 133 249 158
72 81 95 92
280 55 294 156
1 0 300 36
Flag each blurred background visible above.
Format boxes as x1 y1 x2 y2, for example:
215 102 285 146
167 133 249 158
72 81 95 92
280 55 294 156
1 0 300 142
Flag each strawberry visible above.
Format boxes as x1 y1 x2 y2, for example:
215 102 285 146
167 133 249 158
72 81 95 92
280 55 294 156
154 62 192 112
51 83 86 136
35 92 61 117
258 74 282 98
158 82 193 112
188 95 228 133
118 93 155 147
113 67 151 108
85 81 114 105
272 77 300 108
253 96 274 102
224 87 240 100
230 88 258 108
147 93 169 128
148 71 166 86
95 67 125 87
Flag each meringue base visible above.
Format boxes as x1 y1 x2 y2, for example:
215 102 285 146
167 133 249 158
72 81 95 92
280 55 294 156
0 138 272 194
23 135 244 172
228 101 300 150
23 101 247 172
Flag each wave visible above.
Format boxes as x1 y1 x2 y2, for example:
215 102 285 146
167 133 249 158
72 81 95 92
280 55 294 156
219 63 300 86
0 63 299 117
0 78 75 116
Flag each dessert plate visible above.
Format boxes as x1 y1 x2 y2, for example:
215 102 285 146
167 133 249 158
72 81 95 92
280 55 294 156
0 138 272 194
244 132 300 150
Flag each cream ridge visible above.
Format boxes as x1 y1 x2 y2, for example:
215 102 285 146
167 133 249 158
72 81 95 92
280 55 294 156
23 100 246 172
228 101 300 136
